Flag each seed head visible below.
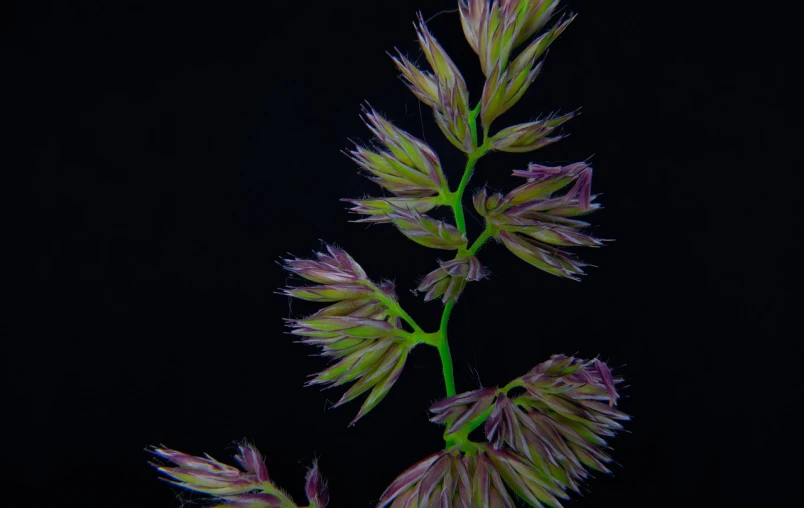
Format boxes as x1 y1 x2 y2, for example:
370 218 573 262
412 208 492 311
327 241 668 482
282 245 413 425
349 105 447 196
460 0 563 78
147 444 281 503
377 450 476 508
390 49 440 109
342 196 441 223
419 356 628 506
323 338 411 426
282 244 367 285
304 459 330 508
416 256 485 303
429 387 498 435
385 205 468 250
475 162 603 279
391 14 473 152
490 110 577 153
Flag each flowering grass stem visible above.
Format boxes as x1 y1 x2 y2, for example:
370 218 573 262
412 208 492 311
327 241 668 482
436 102 493 403
437 301 457 397
151 3 627 506
434 102 494 406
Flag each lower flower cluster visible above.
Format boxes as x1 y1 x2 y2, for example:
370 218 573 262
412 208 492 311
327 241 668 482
148 442 328 508
379 355 629 507
377 448 515 507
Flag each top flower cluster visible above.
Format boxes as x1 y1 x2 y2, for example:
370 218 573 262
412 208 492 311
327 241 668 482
392 0 575 152
342 0 600 297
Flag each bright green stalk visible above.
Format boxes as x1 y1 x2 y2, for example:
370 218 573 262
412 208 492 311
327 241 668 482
450 152 479 234
437 301 457 397
449 104 490 235
436 103 491 400
468 223 497 255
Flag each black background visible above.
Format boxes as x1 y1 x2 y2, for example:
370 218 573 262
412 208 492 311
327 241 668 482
7 0 795 506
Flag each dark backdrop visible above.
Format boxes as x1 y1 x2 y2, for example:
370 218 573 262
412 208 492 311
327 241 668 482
7 0 794 506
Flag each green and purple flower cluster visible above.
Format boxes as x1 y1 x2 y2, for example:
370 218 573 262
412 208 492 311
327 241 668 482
150 1 628 506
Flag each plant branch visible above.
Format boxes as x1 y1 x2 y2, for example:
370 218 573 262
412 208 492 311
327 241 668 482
437 301 457 397
444 380 527 451
366 282 426 334
434 104 493 401
468 223 497 255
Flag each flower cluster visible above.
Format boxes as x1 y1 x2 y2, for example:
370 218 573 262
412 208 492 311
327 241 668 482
483 356 627 495
344 107 468 253
377 449 512 507
379 355 628 506
476 162 602 279
348 105 448 198
392 14 473 152
150 1 627 506
346 0 588 306
463 0 576 139
148 442 328 508
416 256 485 304
282 244 413 425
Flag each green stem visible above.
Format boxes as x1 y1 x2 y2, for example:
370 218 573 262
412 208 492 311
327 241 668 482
437 301 457 398
368 283 424 334
468 223 497 255
435 104 492 403
451 152 481 234
444 380 525 452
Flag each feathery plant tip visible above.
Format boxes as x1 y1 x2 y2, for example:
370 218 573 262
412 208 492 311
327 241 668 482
150 1 628 506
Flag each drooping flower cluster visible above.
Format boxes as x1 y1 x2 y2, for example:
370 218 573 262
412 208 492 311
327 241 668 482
476 162 602 279
416 256 485 304
148 442 328 508
282 244 413 425
482 356 627 499
464 0 576 139
379 355 628 507
377 449 517 507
